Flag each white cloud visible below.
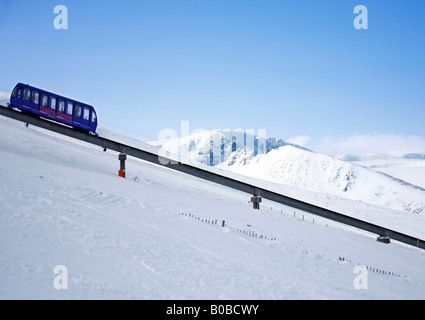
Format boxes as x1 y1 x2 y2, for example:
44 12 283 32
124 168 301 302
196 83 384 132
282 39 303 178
313 134 425 156
286 135 313 148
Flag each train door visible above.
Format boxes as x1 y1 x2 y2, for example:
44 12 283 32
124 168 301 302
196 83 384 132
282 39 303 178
32 90 40 113
81 106 91 130
21 86 34 112
73 105 90 131
39 93 52 118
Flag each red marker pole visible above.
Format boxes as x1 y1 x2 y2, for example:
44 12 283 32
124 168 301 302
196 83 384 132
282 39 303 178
118 153 127 178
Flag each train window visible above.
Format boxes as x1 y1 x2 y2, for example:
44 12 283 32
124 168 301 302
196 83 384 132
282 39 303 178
91 110 97 123
12 86 23 98
23 88 31 101
83 107 90 120
50 96 57 110
58 100 65 112
41 94 48 107
75 105 82 117
66 101 73 115
32 91 39 104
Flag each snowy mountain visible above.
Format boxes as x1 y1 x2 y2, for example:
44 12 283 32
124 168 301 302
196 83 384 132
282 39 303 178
337 153 425 190
2 114 425 299
154 131 425 216
151 130 310 167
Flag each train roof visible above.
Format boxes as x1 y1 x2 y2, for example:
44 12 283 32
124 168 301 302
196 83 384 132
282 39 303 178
15 82 95 109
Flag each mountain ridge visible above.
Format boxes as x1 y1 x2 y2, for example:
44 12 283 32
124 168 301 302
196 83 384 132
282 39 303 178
153 130 425 215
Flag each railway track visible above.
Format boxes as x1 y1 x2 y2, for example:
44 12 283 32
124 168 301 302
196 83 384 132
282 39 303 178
0 104 424 250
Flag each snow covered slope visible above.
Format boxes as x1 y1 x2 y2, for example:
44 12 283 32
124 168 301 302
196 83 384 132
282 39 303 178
154 131 425 216
0 90 10 107
1 115 425 299
225 146 425 215
338 154 425 190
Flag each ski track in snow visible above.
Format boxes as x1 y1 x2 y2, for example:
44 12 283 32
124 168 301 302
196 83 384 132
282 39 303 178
0 115 425 299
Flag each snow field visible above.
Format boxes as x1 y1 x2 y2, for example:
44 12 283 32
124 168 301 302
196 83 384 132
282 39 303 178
355 157 425 189
1 115 425 299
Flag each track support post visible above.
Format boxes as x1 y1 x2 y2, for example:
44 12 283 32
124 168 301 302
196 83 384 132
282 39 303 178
251 195 262 210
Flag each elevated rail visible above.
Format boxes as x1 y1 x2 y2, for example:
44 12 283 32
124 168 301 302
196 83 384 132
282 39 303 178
1 105 423 250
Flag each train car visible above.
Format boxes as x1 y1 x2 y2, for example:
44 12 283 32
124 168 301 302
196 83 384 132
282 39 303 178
9 83 98 134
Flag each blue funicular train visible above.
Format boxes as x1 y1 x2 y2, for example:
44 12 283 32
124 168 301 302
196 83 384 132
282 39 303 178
9 83 98 134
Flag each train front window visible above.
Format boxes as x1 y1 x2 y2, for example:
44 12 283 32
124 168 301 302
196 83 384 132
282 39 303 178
32 91 39 104
66 102 73 115
91 110 97 123
50 97 56 110
23 88 31 101
58 100 65 112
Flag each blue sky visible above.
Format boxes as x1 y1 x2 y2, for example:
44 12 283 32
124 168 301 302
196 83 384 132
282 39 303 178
0 0 424 155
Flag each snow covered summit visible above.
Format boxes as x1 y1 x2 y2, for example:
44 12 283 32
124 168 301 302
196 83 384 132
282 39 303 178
153 130 425 215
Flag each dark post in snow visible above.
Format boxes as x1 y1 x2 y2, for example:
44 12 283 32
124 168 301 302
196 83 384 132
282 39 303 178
251 195 262 210
377 235 391 244
118 153 127 178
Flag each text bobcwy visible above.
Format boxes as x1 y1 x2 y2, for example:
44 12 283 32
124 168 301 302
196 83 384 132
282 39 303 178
166 304 259 317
